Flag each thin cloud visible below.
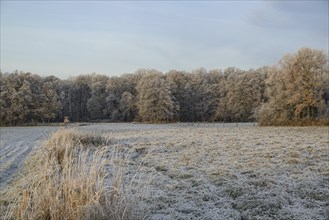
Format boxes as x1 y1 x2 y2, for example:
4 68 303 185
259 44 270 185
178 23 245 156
248 1 328 33
1 1 328 77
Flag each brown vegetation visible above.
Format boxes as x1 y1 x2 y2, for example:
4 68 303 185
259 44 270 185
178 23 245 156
1 123 328 219
1 129 149 220
259 48 329 126
1 47 328 126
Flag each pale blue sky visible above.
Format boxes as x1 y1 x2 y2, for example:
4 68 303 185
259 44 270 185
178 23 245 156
1 1 328 79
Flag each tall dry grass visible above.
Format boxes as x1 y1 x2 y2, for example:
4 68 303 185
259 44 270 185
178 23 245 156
1 129 149 220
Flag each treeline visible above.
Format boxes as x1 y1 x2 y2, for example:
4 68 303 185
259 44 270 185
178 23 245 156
1 47 328 126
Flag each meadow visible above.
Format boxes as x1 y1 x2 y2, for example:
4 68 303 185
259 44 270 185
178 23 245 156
1 123 328 219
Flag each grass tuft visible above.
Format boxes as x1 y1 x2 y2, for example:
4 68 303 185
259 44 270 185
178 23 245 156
1 129 149 220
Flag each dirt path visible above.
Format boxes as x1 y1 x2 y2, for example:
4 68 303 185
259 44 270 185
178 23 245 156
0 127 59 190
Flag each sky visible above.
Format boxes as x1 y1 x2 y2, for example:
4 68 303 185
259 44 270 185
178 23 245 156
1 1 328 79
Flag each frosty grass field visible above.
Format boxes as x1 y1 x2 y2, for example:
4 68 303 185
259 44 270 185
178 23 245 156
0 123 328 219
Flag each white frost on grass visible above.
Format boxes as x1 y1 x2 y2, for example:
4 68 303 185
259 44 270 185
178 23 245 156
0 126 59 190
74 123 329 220
1 123 328 219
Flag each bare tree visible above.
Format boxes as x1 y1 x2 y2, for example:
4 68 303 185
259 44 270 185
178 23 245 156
137 70 177 123
259 48 329 125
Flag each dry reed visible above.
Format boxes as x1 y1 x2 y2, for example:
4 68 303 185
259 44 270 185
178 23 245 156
1 129 149 220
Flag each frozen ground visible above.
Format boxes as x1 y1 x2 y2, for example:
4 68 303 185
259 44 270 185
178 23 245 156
78 123 329 219
0 126 59 190
1 123 328 219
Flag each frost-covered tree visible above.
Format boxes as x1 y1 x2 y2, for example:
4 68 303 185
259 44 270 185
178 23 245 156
10 77 33 125
259 48 329 125
179 68 219 122
166 70 188 121
0 72 12 126
137 70 177 122
104 73 139 121
104 93 120 121
215 67 265 122
87 74 109 120
216 67 243 122
1 47 326 126
68 75 92 121
39 76 62 122
120 91 136 121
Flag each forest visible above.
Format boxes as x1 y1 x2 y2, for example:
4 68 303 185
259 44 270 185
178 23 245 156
1 47 328 126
